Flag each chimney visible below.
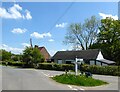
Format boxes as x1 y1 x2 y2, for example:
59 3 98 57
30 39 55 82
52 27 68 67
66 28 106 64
30 38 33 48
35 45 39 48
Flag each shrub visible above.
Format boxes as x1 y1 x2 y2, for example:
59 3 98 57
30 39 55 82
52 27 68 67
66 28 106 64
37 63 74 71
81 65 120 76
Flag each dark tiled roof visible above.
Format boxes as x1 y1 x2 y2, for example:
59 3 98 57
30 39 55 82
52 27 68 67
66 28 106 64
52 49 99 60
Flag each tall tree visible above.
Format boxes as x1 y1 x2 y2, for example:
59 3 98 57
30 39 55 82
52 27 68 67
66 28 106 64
97 17 120 64
64 16 100 50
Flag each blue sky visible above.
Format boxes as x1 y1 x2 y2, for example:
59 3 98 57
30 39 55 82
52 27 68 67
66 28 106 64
0 2 118 56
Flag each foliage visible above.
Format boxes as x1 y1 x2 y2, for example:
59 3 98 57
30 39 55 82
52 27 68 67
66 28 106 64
11 54 22 61
22 47 45 67
1 49 12 61
64 16 100 50
52 74 108 86
32 47 45 64
2 60 24 67
37 63 74 71
81 64 120 76
90 17 120 65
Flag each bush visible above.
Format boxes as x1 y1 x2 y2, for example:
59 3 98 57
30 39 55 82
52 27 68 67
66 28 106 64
37 63 74 71
81 65 120 76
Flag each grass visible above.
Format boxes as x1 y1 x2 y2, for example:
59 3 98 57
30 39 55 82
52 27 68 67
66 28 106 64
51 74 108 87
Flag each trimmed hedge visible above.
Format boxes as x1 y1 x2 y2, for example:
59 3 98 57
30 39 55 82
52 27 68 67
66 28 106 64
37 63 74 71
2 61 24 67
1 60 119 76
81 65 120 76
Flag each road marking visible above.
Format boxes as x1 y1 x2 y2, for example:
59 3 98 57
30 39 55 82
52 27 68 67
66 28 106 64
41 72 50 77
73 88 78 90
41 72 54 77
43 73 49 77
67 85 72 89
79 88 85 90
49 75 53 77
67 85 85 91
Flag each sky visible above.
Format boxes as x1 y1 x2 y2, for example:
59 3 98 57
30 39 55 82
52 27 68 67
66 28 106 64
0 2 118 56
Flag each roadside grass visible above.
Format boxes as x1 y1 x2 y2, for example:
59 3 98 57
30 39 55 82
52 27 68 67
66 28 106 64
51 74 108 87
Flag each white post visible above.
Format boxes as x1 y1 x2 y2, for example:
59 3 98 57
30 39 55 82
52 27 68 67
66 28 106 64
75 57 78 75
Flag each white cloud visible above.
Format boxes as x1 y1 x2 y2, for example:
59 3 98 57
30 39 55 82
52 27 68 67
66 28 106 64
56 23 67 28
21 43 30 47
25 10 32 20
48 39 54 42
0 4 32 20
11 28 27 34
1 44 23 54
30 32 52 39
99 13 118 20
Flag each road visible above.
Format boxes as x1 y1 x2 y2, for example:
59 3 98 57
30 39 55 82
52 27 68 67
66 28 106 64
2 66 71 90
0 65 119 92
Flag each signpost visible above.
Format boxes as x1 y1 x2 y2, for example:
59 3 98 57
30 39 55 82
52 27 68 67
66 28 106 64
75 57 83 75
75 57 78 75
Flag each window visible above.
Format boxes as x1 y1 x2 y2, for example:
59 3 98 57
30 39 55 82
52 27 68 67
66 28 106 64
96 61 101 66
66 61 71 64
102 63 108 66
58 60 62 64
90 60 95 65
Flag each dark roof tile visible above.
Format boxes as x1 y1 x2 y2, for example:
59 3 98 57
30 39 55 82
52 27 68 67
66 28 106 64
52 49 99 60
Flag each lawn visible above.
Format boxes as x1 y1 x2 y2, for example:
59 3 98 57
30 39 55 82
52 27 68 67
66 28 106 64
51 74 108 87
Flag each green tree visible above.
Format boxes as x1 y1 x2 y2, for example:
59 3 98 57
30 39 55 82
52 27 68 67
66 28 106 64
22 47 44 67
64 16 100 50
32 47 44 66
90 17 120 65
22 47 33 66
11 54 22 61
1 49 12 61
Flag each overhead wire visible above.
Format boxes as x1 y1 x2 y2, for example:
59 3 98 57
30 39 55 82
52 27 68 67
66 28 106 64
46 2 75 33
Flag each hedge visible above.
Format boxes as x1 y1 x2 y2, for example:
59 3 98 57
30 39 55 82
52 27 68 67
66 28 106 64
81 65 120 76
2 61 24 67
1 61 119 76
37 63 74 71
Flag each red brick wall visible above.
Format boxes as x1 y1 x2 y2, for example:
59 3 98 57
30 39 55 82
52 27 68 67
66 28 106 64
40 47 51 61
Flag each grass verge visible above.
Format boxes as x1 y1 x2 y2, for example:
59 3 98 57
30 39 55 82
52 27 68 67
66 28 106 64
51 74 108 87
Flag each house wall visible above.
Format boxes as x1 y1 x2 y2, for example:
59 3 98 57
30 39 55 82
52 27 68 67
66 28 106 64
54 58 108 66
89 60 108 66
40 48 51 61
90 60 95 65
65 60 75 64
96 51 104 60
102 63 108 66
54 59 75 64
